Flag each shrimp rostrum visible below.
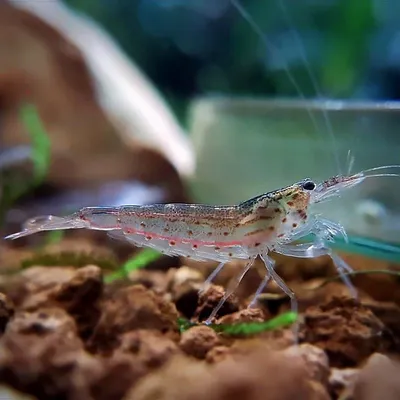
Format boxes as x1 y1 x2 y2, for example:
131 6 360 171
4 165 399 323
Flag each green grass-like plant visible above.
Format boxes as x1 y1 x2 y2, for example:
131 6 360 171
104 248 162 283
20 251 119 271
0 103 51 221
178 311 298 336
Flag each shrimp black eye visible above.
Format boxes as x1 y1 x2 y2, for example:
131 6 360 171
302 181 316 191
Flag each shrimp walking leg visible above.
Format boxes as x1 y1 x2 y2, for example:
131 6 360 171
260 253 299 342
260 254 297 315
330 252 357 299
247 272 271 308
198 262 225 295
277 242 357 299
204 258 255 325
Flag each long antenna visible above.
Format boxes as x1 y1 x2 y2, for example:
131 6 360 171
230 0 343 175
275 0 342 175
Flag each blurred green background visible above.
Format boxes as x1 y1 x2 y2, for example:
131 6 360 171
63 0 391 125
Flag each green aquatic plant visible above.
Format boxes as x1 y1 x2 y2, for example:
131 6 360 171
20 251 119 271
104 248 162 283
211 311 298 336
22 104 51 187
43 230 66 245
178 311 298 336
0 103 51 221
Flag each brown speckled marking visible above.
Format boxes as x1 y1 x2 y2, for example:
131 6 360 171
140 222 146 227
145 235 152 240
287 201 294 207
169 240 176 246
292 223 298 228
245 229 265 237
282 217 287 223
188 230 193 236
260 215 273 220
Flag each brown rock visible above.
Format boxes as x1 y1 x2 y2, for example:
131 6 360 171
284 344 330 386
352 353 400 400
217 308 266 325
0 293 14 333
169 266 204 290
193 285 239 323
53 265 103 339
88 284 179 354
0 307 142 400
6 265 103 339
205 345 231 364
116 329 179 368
0 308 93 399
124 346 330 400
180 326 221 359
7 266 76 308
90 354 146 400
302 297 394 367
168 266 204 319
329 367 359 399
128 270 169 293
6 307 70 331
363 299 400 340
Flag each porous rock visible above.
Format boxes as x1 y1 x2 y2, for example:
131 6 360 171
193 285 239 323
302 297 394 367
0 292 14 334
283 343 330 386
179 325 221 359
124 345 330 400
352 353 400 400
88 284 179 354
116 329 180 368
6 265 103 339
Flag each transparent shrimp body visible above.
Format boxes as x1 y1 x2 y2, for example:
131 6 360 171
4 175 362 326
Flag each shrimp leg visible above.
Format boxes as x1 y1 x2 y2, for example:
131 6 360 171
198 262 225 295
260 253 299 342
276 242 357 299
260 253 297 315
247 272 271 308
204 257 255 324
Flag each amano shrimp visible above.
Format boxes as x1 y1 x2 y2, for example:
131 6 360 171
5 165 399 324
